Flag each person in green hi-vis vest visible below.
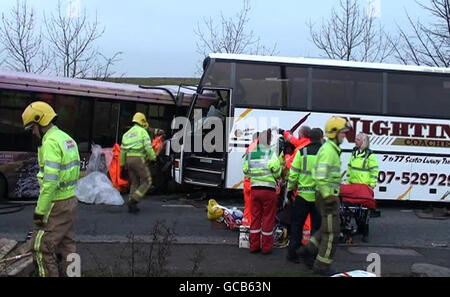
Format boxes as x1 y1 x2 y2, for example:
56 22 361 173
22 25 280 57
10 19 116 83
298 116 352 276
22 101 80 277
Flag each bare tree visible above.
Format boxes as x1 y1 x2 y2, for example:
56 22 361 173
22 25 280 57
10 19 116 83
91 52 123 81
0 0 49 73
194 0 278 65
44 0 122 78
309 0 395 62
391 0 449 67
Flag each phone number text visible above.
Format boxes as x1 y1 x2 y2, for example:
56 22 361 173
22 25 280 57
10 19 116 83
378 171 450 186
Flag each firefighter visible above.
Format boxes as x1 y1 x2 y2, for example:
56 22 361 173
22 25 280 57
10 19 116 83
346 132 379 241
120 112 156 214
298 117 352 275
22 101 80 277
242 129 281 254
286 128 323 263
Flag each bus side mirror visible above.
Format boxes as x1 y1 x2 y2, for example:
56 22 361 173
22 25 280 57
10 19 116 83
176 92 185 107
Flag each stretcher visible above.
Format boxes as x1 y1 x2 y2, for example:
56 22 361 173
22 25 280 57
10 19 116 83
339 184 376 244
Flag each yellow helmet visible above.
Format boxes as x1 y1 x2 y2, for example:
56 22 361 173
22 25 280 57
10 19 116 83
325 117 352 139
132 112 149 129
22 101 57 129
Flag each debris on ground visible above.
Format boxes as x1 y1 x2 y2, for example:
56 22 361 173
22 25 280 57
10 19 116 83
206 199 243 230
0 238 33 276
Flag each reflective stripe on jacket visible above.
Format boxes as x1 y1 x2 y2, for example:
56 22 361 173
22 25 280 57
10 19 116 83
288 145 320 202
36 126 80 215
347 149 379 188
314 139 342 199
120 124 156 166
242 144 281 189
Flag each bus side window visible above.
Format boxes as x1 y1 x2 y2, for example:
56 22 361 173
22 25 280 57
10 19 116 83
286 66 308 110
311 68 382 114
73 99 93 152
387 73 450 118
92 101 120 148
0 90 34 152
235 63 283 108
51 95 93 153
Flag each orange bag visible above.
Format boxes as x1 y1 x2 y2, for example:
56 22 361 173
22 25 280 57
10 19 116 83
152 135 164 155
109 143 129 193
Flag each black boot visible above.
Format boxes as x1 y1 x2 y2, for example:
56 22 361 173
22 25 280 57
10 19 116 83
127 199 140 214
286 250 300 264
298 246 316 269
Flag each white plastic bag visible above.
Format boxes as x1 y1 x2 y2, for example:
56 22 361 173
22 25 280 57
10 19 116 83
102 147 113 171
75 172 124 205
86 144 112 175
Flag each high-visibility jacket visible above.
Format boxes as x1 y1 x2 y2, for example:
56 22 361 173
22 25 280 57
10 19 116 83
36 126 80 216
242 144 281 189
314 139 342 199
347 148 379 188
120 124 156 166
287 143 321 202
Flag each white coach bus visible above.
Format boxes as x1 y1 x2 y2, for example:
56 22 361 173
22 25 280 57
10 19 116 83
173 53 450 202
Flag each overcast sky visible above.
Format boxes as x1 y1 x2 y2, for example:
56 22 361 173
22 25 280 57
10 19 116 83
0 0 431 77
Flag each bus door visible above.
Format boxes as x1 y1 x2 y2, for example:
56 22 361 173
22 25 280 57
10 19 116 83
178 88 231 187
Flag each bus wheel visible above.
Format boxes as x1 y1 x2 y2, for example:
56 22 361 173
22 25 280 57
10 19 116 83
0 175 7 201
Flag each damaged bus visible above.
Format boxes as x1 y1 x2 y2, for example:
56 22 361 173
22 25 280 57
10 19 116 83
173 53 450 202
0 71 191 200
